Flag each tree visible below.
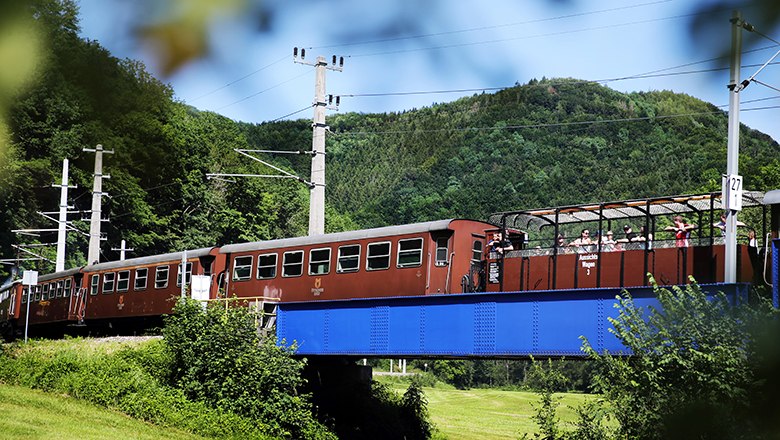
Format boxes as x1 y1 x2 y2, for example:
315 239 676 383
581 277 780 439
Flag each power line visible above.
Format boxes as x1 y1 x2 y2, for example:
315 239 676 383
339 61 780 100
345 11 710 58
753 79 780 94
307 0 673 50
216 69 313 111
269 105 314 123
189 54 289 102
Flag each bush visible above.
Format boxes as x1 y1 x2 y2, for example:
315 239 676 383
162 297 335 439
581 278 780 439
0 337 270 438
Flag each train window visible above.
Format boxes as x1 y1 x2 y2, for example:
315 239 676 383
90 275 100 296
42 283 49 300
103 273 115 294
233 256 252 281
367 241 391 271
135 268 148 291
155 266 169 289
471 240 483 263
282 251 304 277
337 244 360 273
397 238 423 268
56 280 64 298
64 279 72 297
22 287 28 304
117 271 130 292
309 248 331 275
435 237 449 266
33 286 40 301
257 253 277 279
177 262 193 286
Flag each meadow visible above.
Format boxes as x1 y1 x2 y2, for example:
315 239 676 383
0 383 201 440
378 376 597 440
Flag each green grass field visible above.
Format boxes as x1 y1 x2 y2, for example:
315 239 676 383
0 383 202 440
379 378 596 440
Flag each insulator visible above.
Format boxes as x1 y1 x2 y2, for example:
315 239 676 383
293 47 298 57
328 95 333 105
332 55 337 65
339 56 344 67
336 96 341 106
301 48 306 59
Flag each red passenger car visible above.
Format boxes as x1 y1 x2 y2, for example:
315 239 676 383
0 269 83 338
80 247 222 330
0 280 23 339
219 219 493 302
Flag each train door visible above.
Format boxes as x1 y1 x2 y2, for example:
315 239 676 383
427 232 454 294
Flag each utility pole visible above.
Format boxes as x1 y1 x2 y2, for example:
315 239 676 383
83 144 113 265
53 159 76 272
723 11 780 282
294 48 343 235
724 10 743 283
111 240 134 261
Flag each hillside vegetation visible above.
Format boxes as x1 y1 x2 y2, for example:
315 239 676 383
3 0 779 277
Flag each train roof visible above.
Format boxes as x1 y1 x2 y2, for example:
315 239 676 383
0 279 20 291
85 247 215 271
490 191 766 231
764 189 780 205
38 267 82 282
219 219 479 254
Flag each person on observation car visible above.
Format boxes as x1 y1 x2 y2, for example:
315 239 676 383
487 231 513 256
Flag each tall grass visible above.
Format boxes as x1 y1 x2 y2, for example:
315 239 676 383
0 338 272 439
0 382 202 440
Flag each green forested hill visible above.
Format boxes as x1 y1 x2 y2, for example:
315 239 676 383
2 1 779 276
314 80 780 227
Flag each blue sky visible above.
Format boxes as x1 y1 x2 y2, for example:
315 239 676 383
76 0 779 150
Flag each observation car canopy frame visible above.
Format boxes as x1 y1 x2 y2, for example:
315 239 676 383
488 191 766 232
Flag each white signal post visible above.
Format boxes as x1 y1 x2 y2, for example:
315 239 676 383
54 159 77 272
22 270 38 343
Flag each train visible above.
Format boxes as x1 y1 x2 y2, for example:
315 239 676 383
1 190 777 340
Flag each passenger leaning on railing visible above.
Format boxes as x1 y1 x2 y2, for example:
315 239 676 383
665 215 696 247
601 230 617 251
487 232 513 257
568 229 594 253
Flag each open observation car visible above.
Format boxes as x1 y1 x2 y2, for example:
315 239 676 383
481 191 770 294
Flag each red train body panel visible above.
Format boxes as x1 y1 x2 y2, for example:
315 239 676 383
81 247 221 321
489 240 755 293
219 219 490 302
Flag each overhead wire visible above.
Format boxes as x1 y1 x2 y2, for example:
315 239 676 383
216 68 313 110
338 61 780 102
189 53 290 102
753 79 780 94
306 0 674 50
268 105 314 123
344 11 712 58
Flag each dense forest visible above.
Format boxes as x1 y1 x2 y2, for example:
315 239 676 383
2 0 779 278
